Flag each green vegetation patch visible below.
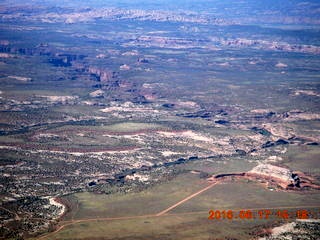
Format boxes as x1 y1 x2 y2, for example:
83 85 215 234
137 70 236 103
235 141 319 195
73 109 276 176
44 214 278 240
171 180 320 213
63 173 208 220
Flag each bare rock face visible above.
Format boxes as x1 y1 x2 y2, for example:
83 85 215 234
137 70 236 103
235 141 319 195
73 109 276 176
87 66 114 82
250 164 291 181
119 64 130 70
247 163 293 188
249 164 292 182
89 89 105 98
275 62 288 68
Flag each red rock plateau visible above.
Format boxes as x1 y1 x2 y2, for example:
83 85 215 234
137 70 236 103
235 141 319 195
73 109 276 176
208 164 320 191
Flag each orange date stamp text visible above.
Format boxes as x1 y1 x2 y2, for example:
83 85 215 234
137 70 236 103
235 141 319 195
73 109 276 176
208 209 320 220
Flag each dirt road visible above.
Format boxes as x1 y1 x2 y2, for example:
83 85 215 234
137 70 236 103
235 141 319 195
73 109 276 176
36 178 319 240
37 181 219 239
156 181 219 216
